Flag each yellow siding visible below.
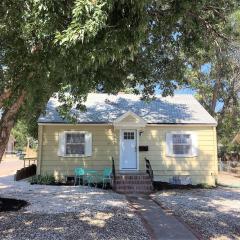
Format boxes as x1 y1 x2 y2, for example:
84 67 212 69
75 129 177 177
139 126 218 185
39 124 218 185
40 125 119 179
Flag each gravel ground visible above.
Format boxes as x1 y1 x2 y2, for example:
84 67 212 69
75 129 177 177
152 187 240 240
0 175 149 240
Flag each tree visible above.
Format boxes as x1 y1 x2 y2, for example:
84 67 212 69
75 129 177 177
0 0 239 161
182 9 240 148
11 120 37 151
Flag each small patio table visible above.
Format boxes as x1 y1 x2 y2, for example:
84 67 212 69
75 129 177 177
84 169 98 186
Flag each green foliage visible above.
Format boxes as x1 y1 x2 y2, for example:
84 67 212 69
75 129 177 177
0 0 239 137
180 8 240 152
11 121 28 151
11 121 37 151
55 0 113 45
31 174 56 185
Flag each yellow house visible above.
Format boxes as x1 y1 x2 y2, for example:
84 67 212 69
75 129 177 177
37 93 218 188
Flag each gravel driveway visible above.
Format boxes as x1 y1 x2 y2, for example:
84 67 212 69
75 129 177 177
152 187 240 240
0 175 149 240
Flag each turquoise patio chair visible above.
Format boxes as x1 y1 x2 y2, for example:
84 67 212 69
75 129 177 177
102 167 112 189
74 168 85 185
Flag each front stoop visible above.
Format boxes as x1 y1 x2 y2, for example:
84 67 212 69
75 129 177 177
113 174 153 194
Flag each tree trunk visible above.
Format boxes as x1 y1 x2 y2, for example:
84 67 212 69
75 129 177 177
211 77 221 114
0 91 26 162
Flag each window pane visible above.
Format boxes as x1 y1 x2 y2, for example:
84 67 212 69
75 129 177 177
66 144 85 155
66 133 85 143
173 145 191 155
172 134 191 144
130 132 134 139
124 132 135 140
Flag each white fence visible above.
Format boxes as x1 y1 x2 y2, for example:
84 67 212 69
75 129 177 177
218 161 240 174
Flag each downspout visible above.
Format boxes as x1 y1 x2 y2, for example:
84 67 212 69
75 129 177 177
37 124 43 175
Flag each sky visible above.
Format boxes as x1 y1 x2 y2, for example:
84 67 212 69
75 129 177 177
154 63 224 112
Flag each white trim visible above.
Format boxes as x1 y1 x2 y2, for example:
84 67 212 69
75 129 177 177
167 131 196 134
136 129 140 171
38 122 217 127
114 111 147 124
166 131 198 158
113 111 147 129
119 129 139 171
148 123 217 127
38 123 112 126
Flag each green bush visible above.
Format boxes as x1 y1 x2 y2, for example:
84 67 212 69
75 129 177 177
31 174 55 185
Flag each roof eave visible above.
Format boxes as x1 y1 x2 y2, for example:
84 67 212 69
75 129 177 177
38 122 217 126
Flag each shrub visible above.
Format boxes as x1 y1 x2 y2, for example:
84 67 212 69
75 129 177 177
31 174 55 185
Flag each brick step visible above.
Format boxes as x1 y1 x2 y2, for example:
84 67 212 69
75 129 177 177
115 185 153 194
115 175 150 180
113 174 153 194
115 185 153 191
116 190 153 194
115 180 152 185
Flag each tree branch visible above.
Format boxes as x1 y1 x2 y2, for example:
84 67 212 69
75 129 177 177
0 89 12 109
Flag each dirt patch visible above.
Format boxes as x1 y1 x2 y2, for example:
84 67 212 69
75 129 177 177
0 198 28 212
217 172 240 188
153 181 215 190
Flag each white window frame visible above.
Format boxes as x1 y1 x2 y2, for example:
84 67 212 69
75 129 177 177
64 131 86 157
58 131 92 157
166 131 197 157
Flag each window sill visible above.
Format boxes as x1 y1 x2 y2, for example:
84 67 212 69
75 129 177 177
61 154 87 158
166 154 197 158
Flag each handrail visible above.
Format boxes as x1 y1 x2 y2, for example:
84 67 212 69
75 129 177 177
145 157 153 181
23 157 37 168
111 157 116 189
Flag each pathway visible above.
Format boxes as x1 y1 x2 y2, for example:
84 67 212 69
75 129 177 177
127 195 198 240
0 155 23 177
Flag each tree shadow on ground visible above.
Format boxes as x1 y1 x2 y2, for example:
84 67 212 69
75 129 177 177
153 187 240 240
0 208 149 240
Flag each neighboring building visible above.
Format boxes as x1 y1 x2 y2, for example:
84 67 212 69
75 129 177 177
5 135 16 154
37 93 218 186
232 133 240 144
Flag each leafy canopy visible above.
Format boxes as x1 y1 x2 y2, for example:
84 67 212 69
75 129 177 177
0 0 239 137
180 9 240 150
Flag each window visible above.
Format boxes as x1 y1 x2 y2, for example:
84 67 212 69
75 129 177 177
166 132 197 157
65 133 85 155
172 134 191 155
58 131 92 157
124 131 135 140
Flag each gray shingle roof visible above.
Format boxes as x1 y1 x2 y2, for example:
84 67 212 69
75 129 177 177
38 93 217 125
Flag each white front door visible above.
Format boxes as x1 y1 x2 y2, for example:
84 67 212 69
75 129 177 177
120 130 137 170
